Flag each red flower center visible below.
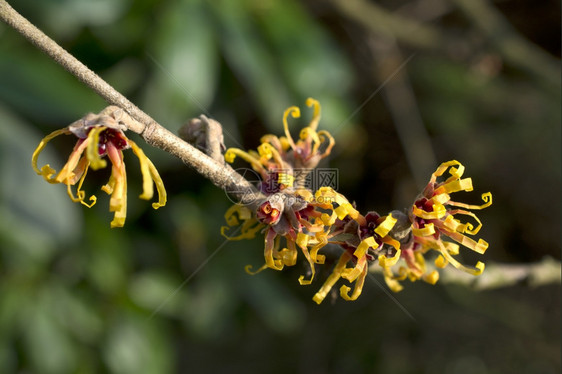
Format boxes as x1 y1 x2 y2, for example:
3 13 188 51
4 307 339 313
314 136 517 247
89 128 129 156
257 201 281 225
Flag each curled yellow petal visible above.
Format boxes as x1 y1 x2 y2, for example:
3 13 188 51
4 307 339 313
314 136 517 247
305 97 321 130
299 127 321 152
109 164 127 228
313 252 352 304
438 241 485 275
296 232 309 248
448 192 493 210
245 263 268 275
353 236 377 259
278 246 297 267
435 177 473 195
444 241 460 255
340 263 367 301
31 128 70 181
283 106 300 150
260 135 286 154
147 161 167 209
381 236 401 250
66 161 96 208
442 215 467 233
434 254 448 268
224 148 267 175
341 255 367 282
320 211 337 226
412 223 435 237
221 205 262 240
315 187 363 223
220 221 262 240
309 233 327 264
412 203 447 220
432 160 464 180
444 230 489 254
295 188 313 202
378 249 402 268
383 267 404 292
297 243 316 285
334 204 349 220
316 130 335 157
278 136 291 151
129 140 153 199
224 204 252 226
374 214 397 237
257 143 273 160
414 251 427 272
431 192 450 205
129 140 167 209
86 126 108 170
422 270 439 285
264 230 284 271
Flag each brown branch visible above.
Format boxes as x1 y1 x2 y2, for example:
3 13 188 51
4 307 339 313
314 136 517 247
369 257 561 290
438 257 561 290
0 0 262 206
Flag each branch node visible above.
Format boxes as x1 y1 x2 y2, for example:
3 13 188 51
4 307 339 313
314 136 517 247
179 115 225 165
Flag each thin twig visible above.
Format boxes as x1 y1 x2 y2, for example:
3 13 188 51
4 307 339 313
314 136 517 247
439 257 561 290
369 257 561 290
0 0 261 206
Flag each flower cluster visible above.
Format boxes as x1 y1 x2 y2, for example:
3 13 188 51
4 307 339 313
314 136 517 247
222 99 492 304
381 160 492 292
32 108 166 228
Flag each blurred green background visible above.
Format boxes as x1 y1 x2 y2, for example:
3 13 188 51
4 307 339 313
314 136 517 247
0 0 560 373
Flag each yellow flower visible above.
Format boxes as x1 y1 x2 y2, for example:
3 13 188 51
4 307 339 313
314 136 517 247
221 100 494 305
223 98 335 190
381 160 492 292
32 113 166 228
312 205 399 305
222 99 338 291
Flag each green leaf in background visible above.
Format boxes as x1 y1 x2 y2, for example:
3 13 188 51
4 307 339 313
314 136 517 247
251 0 356 133
103 314 172 374
210 0 290 128
16 0 131 38
129 270 187 317
50 284 104 344
239 271 306 335
0 339 16 374
84 215 131 295
182 274 237 339
0 43 106 124
142 0 219 132
22 289 78 374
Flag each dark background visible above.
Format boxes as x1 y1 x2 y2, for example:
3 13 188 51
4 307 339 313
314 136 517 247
0 0 559 373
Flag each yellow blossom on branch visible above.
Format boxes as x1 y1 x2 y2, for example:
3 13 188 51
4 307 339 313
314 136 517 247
32 110 166 228
221 99 492 305
381 160 492 292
